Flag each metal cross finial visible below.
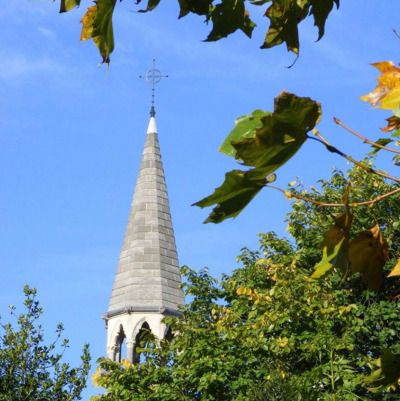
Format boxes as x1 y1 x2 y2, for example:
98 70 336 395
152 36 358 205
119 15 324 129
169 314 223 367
139 60 168 117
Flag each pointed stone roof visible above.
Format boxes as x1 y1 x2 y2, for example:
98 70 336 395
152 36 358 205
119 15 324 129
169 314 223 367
107 114 184 316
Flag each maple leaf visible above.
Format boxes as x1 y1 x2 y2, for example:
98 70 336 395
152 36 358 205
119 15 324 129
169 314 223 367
194 92 320 223
348 223 388 291
80 0 116 65
360 62 400 110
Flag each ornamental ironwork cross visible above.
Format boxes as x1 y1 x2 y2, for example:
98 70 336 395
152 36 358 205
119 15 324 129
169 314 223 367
139 60 169 116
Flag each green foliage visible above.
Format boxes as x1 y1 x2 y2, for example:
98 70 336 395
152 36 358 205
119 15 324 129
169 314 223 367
92 164 400 400
219 110 270 157
194 91 321 223
0 285 91 401
205 0 256 42
261 0 339 55
41 0 340 63
192 170 266 223
364 350 400 393
79 0 116 64
60 0 81 13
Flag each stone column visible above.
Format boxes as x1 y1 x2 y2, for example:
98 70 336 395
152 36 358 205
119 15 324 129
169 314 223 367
126 340 136 363
106 345 117 361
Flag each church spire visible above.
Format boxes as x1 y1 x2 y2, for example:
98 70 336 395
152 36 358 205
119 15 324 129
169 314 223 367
103 63 183 363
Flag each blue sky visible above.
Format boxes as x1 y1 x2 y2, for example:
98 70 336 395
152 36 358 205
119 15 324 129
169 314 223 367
1 0 400 398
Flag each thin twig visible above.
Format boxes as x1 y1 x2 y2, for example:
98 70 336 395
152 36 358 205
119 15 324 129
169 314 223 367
334 118 400 155
307 132 400 184
266 184 400 208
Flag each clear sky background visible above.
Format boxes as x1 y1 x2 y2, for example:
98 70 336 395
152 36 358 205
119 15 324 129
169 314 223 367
1 1 400 398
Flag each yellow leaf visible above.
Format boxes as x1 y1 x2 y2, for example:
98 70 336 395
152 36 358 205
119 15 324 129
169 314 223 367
361 62 400 109
266 374 271 380
278 337 288 347
348 223 388 290
237 287 245 295
80 5 97 42
289 181 296 187
284 190 292 199
121 358 134 368
388 258 400 278
91 366 103 387
79 0 116 65
245 287 252 296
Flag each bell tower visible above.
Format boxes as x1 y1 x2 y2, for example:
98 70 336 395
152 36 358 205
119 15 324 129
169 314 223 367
102 62 184 362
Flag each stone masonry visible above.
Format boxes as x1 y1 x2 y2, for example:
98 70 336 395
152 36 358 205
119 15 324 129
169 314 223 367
108 116 184 314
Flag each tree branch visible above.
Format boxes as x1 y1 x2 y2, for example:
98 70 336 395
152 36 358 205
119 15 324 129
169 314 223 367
334 118 400 155
266 184 400 208
308 130 400 184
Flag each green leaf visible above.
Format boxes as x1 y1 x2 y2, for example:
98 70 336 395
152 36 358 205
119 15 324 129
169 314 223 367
177 0 213 18
262 1 309 55
192 170 265 223
60 0 81 13
232 91 321 180
393 106 400 118
367 138 393 155
219 110 270 157
205 0 256 42
309 0 339 41
137 0 162 13
364 349 400 392
92 0 116 64
308 229 347 282
392 128 400 138
194 92 321 223
261 0 338 54
80 0 116 65
309 184 352 282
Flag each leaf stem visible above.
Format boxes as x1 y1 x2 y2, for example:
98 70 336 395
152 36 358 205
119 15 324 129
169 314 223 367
334 118 400 155
266 185 400 208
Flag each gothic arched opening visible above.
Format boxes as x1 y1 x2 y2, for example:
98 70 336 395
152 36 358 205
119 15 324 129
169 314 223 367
133 321 150 364
115 325 126 362
164 326 174 343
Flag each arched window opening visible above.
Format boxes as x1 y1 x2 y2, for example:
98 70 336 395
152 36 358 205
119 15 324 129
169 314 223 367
164 326 174 343
115 325 126 363
133 322 151 364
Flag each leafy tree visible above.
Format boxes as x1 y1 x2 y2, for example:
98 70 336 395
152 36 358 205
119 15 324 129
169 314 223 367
0 285 91 401
90 163 400 400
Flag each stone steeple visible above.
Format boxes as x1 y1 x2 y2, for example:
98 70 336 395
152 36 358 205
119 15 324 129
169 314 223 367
103 111 184 362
